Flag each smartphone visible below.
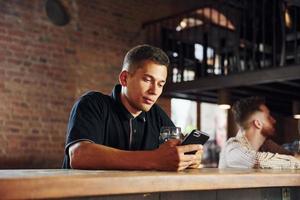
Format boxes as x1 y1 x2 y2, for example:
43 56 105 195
181 130 210 145
181 130 209 154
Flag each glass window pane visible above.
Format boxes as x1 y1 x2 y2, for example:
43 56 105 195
200 102 228 167
171 98 197 135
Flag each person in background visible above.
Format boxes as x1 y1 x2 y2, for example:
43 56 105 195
63 44 203 171
219 96 300 169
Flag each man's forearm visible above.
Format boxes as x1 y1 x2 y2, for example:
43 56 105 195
69 142 158 170
68 140 202 171
257 151 300 169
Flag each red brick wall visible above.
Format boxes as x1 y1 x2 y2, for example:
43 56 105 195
0 0 203 168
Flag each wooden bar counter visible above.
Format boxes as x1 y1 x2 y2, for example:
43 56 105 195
0 168 299 200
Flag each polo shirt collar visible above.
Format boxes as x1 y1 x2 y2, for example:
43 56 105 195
111 84 146 121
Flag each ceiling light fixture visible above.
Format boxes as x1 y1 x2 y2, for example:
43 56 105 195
218 89 231 110
293 101 300 119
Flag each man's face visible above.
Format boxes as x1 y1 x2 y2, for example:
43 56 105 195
123 60 167 113
259 104 276 137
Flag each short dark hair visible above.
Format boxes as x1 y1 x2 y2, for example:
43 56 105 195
232 96 265 128
122 44 170 72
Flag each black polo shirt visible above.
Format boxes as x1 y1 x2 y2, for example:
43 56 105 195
62 84 174 169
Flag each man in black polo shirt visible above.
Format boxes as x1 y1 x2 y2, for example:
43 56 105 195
63 44 203 171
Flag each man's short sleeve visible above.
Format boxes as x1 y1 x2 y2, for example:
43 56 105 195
65 92 106 152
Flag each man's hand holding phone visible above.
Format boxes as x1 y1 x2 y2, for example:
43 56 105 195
155 139 203 171
181 130 210 168
157 128 209 170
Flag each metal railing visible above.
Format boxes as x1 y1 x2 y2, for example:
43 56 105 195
143 0 300 83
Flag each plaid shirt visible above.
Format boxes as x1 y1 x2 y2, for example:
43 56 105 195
219 131 300 169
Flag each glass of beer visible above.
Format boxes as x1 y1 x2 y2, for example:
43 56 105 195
159 126 182 144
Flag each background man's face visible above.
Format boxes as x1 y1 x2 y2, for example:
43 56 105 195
259 104 276 137
125 60 167 112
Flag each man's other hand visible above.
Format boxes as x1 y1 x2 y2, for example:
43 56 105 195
153 139 203 171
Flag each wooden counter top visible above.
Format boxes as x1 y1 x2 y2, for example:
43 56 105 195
0 168 300 199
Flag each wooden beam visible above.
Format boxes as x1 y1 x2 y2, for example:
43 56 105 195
232 88 293 102
279 80 300 88
163 92 217 103
248 85 300 98
164 65 300 93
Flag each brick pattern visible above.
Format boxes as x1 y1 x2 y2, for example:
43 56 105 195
0 0 75 168
0 0 203 168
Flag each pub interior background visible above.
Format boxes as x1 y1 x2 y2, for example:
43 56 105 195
0 0 299 169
